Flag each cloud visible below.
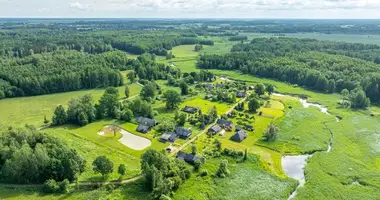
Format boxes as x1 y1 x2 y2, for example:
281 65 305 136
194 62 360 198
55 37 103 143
69 2 88 10
37 8 52 13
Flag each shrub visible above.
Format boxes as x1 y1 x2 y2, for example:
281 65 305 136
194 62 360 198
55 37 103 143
200 169 209 177
193 160 202 172
59 179 70 193
43 179 59 193
159 195 172 200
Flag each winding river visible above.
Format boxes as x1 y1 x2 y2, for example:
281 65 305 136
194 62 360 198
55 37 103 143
273 93 334 199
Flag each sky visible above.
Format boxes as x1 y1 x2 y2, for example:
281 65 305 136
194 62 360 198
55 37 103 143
1 0 380 19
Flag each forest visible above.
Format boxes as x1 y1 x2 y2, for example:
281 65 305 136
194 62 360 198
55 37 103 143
198 37 380 106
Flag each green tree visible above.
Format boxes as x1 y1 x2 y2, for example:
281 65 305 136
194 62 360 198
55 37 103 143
350 88 370 108
127 71 136 83
191 144 197 155
214 139 222 151
140 81 156 100
180 81 189 95
118 164 126 176
77 111 89 126
99 87 120 118
43 115 49 126
248 98 260 113
208 106 218 122
52 105 67 126
125 85 130 98
164 90 182 109
178 113 187 126
266 84 275 95
216 160 230 178
264 123 279 141
92 156 114 178
254 83 265 96
121 108 134 122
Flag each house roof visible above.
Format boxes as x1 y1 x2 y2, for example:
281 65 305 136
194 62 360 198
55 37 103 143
204 84 214 90
181 106 198 114
136 117 157 127
160 132 174 141
217 119 234 127
209 124 222 133
136 124 150 133
230 130 248 142
177 151 204 163
236 91 247 97
236 126 242 131
176 127 192 137
245 124 254 129
216 83 225 88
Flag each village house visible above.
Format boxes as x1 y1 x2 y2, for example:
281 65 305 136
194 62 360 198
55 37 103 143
136 124 151 134
181 106 198 114
177 151 205 164
176 127 192 139
244 124 255 131
217 119 234 130
216 83 225 89
160 132 178 143
236 91 247 98
230 130 248 142
208 124 222 135
136 117 157 127
204 84 214 91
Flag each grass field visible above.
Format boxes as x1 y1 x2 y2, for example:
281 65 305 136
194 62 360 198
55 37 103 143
0 83 142 127
1 35 380 200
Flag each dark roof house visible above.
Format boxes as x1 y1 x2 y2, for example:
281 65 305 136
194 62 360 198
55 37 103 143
230 130 248 142
136 117 157 127
216 83 225 89
136 124 151 133
204 84 214 91
176 127 192 139
208 124 222 135
217 119 234 129
236 91 247 98
177 151 205 164
160 132 178 143
181 106 198 114
205 94 214 99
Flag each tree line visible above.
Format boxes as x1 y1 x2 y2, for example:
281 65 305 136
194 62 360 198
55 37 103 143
198 38 380 107
0 50 125 99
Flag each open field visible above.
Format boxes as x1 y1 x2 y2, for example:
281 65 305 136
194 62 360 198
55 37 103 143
0 83 142 127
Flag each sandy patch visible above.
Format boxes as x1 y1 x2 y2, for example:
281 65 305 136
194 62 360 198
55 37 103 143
118 129 151 150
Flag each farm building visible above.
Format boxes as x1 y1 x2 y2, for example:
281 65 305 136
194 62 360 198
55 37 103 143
177 151 204 164
230 130 248 142
176 127 192 139
136 124 151 133
208 124 222 135
236 91 247 98
160 132 178 143
181 106 198 114
217 119 234 130
136 117 157 127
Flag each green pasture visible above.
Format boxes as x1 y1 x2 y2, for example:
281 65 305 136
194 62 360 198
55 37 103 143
0 83 142 127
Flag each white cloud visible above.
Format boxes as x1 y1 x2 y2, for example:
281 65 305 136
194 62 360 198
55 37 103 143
69 2 88 10
1 0 380 18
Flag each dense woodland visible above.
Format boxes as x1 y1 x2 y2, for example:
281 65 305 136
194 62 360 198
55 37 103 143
198 38 380 106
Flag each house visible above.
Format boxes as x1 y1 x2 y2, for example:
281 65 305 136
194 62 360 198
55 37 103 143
176 127 192 139
248 86 255 90
235 125 242 132
204 84 214 91
177 151 205 164
181 106 198 114
136 117 157 127
216 83 225 89
236 91 247 98
136 124 151 133
205 94 214 99
160 132 178 143
244 124 255 131
230 130 248 142
208 124 222 135
217 119 234 130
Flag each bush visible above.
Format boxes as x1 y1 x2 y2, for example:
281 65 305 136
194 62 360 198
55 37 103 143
222 148 244 158
193 160 202 172
59 179 70 193
184 169 192 179
200 169 208 177
44 179 59 193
